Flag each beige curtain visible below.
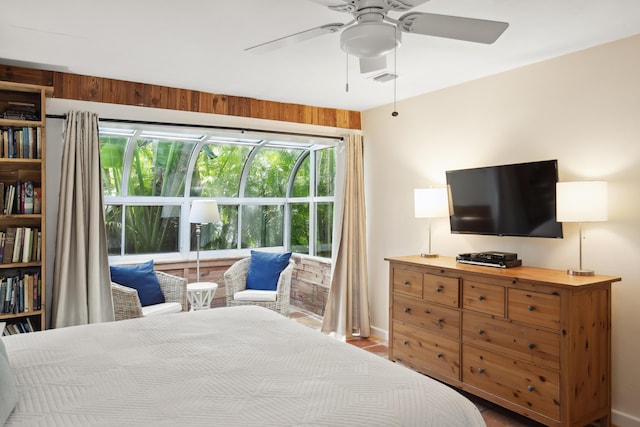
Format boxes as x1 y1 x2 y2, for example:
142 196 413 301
321 133 370 339
51 111 113 328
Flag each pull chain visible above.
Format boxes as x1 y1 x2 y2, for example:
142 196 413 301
392 26 399 117
345 53 349 92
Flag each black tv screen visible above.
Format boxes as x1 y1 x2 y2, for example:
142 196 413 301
445 160 563 238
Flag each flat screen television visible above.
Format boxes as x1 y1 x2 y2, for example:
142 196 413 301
445 160 563 238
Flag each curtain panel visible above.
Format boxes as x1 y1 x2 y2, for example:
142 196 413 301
51 111 113 328
321 133 370 339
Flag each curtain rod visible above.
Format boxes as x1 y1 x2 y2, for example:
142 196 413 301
46 114 343 141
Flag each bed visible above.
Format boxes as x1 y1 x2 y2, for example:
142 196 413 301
2 306 485 426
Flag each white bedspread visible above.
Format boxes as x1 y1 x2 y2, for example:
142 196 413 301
3 306 485 426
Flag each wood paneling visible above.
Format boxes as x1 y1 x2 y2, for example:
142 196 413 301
0 66 360 129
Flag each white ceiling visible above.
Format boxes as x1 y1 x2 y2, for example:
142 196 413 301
1 0 640 112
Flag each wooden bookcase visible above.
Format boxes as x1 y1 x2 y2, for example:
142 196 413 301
0 81 52 334
386 255 621 427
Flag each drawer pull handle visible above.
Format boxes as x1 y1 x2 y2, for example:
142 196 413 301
437 318 444 324
424 309 431 314
477 368 485 374
527 385 535 392
528 305 535 311
403 280 410 286
478 295 485 301
478 329 485 335
528 343 536 350
404 307 411 313
435 286 443 293
436 353 444 359
403 340 409 346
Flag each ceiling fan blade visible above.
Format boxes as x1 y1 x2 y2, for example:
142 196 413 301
399 12 508 44
359 56 387 73
245 23 345 54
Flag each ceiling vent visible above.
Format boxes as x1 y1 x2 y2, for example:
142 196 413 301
372 72 398 83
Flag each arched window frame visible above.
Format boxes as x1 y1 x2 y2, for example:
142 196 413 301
100 123 338 264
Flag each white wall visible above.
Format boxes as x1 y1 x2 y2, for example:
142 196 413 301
362 34 640 426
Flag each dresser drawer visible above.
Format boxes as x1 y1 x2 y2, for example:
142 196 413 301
508 289 561 330
393 268 423 298
392 321 459 381
462 280 505 317
462 312 560 370
423 274 459 307
463 344 560 421
393 295 460 339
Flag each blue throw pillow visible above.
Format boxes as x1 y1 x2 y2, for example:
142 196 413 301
110 260 165 307
0 339 18 425
246 251 292 291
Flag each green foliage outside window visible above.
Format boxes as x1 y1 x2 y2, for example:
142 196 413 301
100 128 337 259
191 144 250 197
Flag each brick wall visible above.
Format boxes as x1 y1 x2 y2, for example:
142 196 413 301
290 255 331 316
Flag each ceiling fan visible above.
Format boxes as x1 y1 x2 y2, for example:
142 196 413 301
245 0 509 74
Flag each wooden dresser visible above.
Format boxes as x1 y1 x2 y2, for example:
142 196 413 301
386 255 621 427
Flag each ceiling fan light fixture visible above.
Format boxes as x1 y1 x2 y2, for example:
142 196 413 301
340 21 401 58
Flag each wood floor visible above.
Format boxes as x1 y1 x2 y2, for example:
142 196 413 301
289 308 545 427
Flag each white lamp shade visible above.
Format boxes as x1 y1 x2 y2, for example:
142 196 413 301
414 188 450 219
189 200 221 224
556 181 608 222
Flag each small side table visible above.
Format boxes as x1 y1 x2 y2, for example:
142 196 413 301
187 282 218 311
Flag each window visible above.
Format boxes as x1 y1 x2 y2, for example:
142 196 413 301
100 125 338 261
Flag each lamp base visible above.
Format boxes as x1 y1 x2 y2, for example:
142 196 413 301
566 268 595 276
420 253 439 258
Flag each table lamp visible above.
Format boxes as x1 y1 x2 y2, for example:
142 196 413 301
414 187 450 258
189 200 221 281
556 181 608 276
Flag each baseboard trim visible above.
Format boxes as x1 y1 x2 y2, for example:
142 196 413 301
370 325 387 341
613 409 640 427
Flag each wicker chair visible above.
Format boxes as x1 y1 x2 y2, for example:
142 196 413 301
111 271 188 321
224 258 295 316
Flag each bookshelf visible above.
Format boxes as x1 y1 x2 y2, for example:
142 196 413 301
0 81 52 334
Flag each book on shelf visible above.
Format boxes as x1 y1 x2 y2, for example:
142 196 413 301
18 280 24 313
2 227 16 263
4 184 15 214
2 181 39 214
33 186 42 214
1 279 9 313
0 271 40 315
0 126 41 159
35 231 42 261
2 130 6 158
12 227 23 263
3 277 13 313
23 180 34 214
1 227 40 265
24 274 32 312
15 180 21 214
1 319 34 335
21 227 32 263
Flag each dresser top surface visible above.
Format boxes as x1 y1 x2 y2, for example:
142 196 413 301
385 255 621 287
